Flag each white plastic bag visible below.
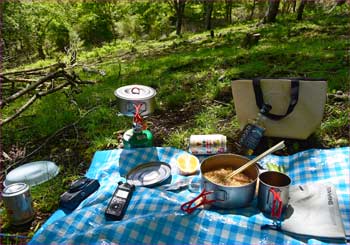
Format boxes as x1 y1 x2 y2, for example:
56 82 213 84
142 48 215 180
281 183 346 241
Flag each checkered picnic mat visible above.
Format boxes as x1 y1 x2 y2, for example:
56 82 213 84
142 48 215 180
30 147 350 245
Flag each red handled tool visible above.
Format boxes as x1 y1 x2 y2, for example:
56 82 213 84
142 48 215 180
181 189 216 214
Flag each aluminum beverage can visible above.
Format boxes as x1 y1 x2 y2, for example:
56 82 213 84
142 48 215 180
1 183 35 225
189 134 227 155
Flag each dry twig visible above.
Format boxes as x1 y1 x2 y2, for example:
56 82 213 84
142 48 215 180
0 64 95 126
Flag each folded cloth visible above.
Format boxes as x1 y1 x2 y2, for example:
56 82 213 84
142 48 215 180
280 183 346 242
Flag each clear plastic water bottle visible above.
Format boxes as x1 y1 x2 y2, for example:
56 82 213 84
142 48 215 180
238 104 271 155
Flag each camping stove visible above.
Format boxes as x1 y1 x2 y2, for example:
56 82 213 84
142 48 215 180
114 85 156 149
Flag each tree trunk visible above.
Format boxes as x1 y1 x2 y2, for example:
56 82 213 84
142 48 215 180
37 31 46 60
0 4 3 55
263 0 281 23
282 0 293 13
292 0 296 12
250 0 257 20
257 0 267 18
336 0 346 5
175 0 186 36
0 3 3 94
328 0 347 13
225 0 233 24
204 0 214 30
36 19 53 60
296 0 306 21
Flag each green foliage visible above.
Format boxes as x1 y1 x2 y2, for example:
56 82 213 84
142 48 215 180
30 93 78 138
82 106 129 139
194 104 233 132
77 13 114 46
127 2 172 39
46 20 70 52
4 0 348 69
321 106 349 135
115 14 144 40
162 129 190 150
164 91 187 110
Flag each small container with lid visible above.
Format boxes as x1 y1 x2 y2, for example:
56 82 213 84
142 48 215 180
1 183 35 225
114 85 156 117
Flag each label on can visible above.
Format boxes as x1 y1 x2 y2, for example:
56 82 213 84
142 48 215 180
1 183 35 225
189 134 227 155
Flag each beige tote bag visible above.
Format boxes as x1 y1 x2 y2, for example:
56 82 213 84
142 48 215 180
231 78 327 139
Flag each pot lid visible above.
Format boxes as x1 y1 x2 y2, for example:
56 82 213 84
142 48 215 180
114 85 156 101
4 161 59 187
2 183 28 196
126 162 171 187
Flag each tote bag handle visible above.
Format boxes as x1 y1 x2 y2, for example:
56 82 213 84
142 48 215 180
253 79 300 121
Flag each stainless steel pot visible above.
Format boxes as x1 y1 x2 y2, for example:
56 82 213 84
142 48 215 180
201 154 259 209
114 85 156 116
181 154 259 213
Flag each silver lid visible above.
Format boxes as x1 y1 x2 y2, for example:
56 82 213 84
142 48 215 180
4 160 59 187
114 85 156 101
2 183 28 196
126 162 171 187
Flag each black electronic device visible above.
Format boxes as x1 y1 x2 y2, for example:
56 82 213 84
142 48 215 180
59 177 100 211
105 181 135 221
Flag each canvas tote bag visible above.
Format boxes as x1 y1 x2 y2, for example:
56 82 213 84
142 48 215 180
231 78 327 139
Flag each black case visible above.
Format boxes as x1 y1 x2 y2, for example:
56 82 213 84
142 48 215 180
59 177 100 211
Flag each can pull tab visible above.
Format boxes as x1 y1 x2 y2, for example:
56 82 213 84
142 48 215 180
180 188 215 214
131 87 141 94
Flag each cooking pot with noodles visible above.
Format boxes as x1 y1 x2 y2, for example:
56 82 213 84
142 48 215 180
181 154 258 213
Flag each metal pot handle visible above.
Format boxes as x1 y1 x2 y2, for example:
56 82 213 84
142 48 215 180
203 181 227 201
215 189 227 201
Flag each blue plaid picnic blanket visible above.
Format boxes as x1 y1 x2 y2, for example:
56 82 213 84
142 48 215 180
30 147 350 245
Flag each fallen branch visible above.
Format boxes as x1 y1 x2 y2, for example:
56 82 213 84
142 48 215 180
0 70 65 108
0 62 96 125
0 62 66 76
0 95 38 126
1 77 37 83
0 81 76 126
